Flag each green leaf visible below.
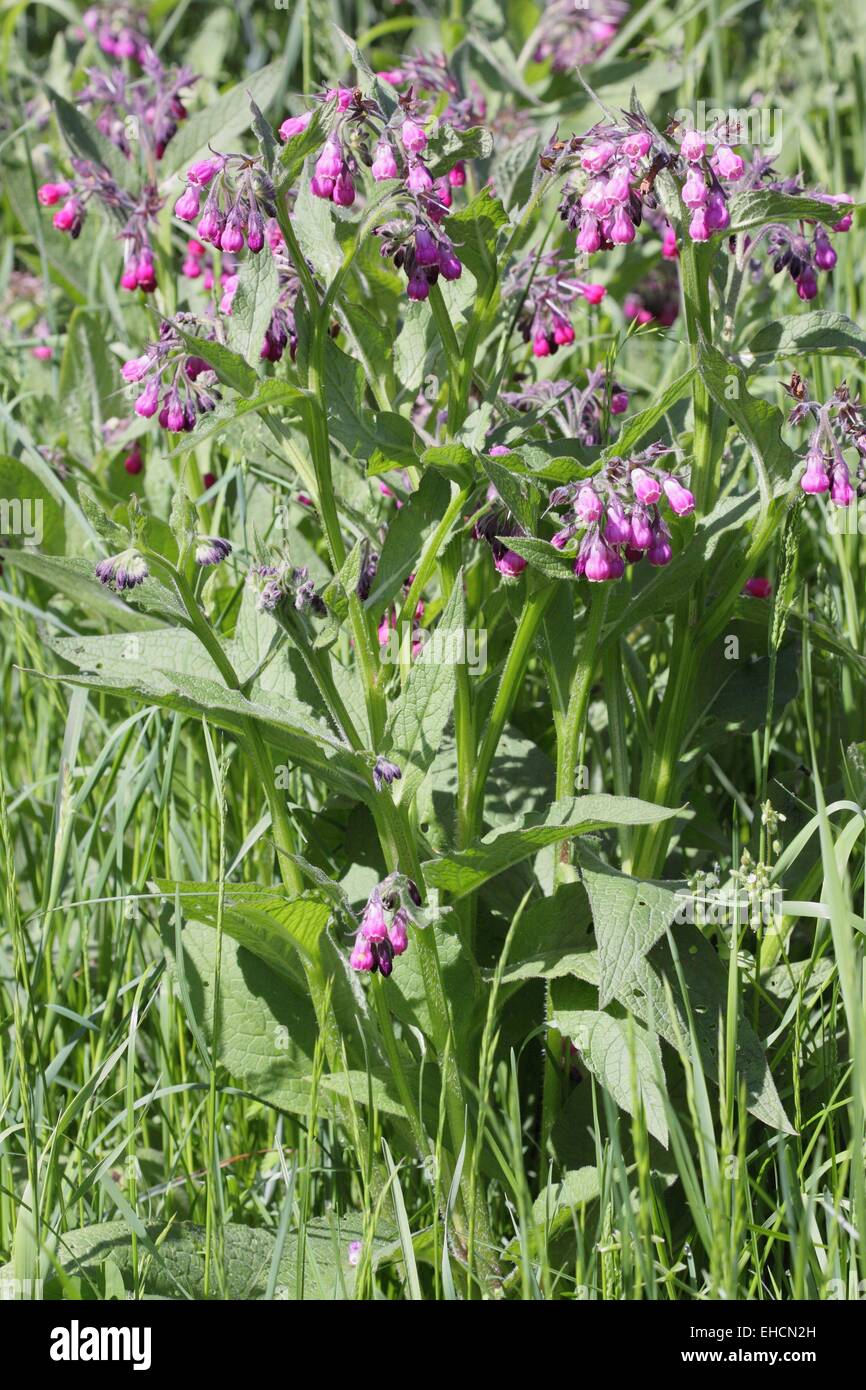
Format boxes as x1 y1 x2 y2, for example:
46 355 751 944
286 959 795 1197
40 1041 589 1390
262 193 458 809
292 173 344 282
384 574 464 807
530 1168 601 1235
505 536 578 581
697 337 798 506
602 367 695 462
227 250 279 366
445 186 507 292
0 1216 394 1299
744 311 866 365
727 190 855 236
324 339 418 463
175 330 259 398
418 442 476 485
576 851 682 1009
77 484 126 547
366 470 451 612
423 795 681 898
551 1003 670 1146
156 881 331 968
40 665 369 801
500 881 598 984
166 920 320 1115
426 124 493 179
49 88 135 192
555 923 795 1134
0 456 67 555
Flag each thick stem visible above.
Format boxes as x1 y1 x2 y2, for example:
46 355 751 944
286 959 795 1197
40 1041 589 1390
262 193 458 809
466 581 556 838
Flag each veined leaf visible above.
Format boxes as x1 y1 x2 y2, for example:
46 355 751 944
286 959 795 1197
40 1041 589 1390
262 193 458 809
743 311 866 365
227 251 280 367
0 1216 394 1299
385 574 464 807
423 795 681 898
551 1003 670 1146
727 190 857 236
156 881 331 968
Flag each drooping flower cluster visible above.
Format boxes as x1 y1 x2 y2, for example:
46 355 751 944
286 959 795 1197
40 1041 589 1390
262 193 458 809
554 114 746 253
247 562 328 616
547 444 694 581
39 163 164 292
503 249 606 357
121 317 220 430
95 548 149 591
785 375 865 506
174 151 276 254
736 154 852 302
532 0 629 73
349 875 423 977
501 366 628 446
472 479 529 578
288 86 472 297
75 52 195 161
94 529 231 592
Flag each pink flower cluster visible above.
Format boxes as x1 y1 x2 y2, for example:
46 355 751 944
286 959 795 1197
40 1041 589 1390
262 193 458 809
39 170 164 294
281 85 473 298
174 154 274 254
739 156 853 302
547 445 694 582
121 318 219 432
349 877 422 977
503 250 606 357
556 116 746 255
787 377 864 506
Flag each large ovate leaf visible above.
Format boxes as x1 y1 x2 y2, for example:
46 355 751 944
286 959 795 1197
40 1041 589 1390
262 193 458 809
384 575 464 807
0 1216 395 1299
551 1000 670 1146
422 795 680 898
744 311 866 365
156 881 332 968
576 851 683 1009
727 190 856 236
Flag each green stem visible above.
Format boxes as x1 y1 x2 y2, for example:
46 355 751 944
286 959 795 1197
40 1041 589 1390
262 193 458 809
542 587 609 1153
466 581 556 837
555 588 609 802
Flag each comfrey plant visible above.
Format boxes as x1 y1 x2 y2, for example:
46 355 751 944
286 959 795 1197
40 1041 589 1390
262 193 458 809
786 374 864 504
547 444 694 579
503 249 606 356
121 317 221 429
8 11 863 1303
735 154 852 301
